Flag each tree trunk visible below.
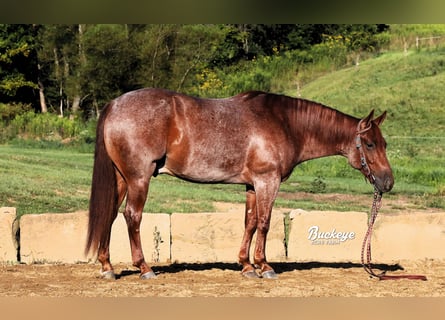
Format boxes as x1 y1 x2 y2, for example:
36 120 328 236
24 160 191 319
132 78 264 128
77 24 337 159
71 24 86 116
94 97 100 119
38 80 48 113
37 63 48 113
52 47 64 116
71 95 81 115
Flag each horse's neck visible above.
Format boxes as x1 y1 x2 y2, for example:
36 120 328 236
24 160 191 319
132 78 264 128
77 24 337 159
293 102 358 162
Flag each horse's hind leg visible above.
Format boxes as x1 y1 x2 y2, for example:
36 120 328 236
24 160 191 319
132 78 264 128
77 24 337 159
123 164 156 279
238 185 259 278
97 170 127 279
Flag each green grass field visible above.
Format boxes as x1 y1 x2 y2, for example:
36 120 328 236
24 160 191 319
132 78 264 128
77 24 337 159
1 33 444 216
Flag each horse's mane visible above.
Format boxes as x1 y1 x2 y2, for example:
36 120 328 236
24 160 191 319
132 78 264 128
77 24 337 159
234 91 359 139
242 91 358 142
293 96 358 142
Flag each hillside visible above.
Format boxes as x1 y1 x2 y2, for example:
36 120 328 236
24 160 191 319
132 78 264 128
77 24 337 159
283 47 444 207
289 50 445 139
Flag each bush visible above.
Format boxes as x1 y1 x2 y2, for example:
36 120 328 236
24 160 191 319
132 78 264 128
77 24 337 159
0 103 31 123
310 176 327 193
2 111 90 144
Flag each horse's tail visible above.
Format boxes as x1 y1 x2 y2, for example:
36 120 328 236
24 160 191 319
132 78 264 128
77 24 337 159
85 102 118 257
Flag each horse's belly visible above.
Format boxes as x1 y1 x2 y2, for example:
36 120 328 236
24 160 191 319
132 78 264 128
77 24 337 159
160 154 244 183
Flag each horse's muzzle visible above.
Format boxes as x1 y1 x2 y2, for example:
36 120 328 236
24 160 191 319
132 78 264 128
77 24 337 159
374 173 394 193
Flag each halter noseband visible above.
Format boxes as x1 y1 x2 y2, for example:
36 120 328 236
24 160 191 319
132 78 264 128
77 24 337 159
355 120 375 185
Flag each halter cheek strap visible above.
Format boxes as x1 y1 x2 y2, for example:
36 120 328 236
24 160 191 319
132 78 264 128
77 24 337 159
355 121 375 185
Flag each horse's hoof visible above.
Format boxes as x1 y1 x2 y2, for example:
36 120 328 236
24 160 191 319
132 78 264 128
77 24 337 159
261 270 278 279
140 271 157 280
101 270 116 280
242 270 260 278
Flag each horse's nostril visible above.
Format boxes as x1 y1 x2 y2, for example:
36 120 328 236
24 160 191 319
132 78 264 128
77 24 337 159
384 175 394 191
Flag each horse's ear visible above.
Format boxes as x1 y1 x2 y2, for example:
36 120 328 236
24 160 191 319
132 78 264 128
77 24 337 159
373 111 387 126
359 109 375 130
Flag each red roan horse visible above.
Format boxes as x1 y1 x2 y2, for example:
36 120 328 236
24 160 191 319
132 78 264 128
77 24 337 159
86 88 394 280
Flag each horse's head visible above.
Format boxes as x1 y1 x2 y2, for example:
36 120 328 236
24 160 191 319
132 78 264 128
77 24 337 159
348 110 394 193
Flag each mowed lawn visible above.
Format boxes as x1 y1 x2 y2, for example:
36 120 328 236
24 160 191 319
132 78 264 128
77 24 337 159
1 140 443 217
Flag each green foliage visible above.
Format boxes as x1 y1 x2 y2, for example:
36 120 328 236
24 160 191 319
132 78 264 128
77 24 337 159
0 102 31 122
390 24 445 38
0 111 95 147
0 24 38 103
1 24 391 115
310 176 327 193
197 26 392 98
389 24 445 51
81 24 138 103
0 73 37 95
11 112 77 138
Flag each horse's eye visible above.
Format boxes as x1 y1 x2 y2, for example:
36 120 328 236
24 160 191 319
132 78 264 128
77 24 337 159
366 142 375 149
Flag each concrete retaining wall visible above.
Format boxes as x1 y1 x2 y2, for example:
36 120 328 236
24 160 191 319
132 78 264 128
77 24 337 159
0 207 17 262
19 211 171 264
1 207 445 265
171 212 285 263
287 210 368 262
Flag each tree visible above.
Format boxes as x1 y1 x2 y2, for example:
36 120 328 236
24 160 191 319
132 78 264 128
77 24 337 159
133 25 229 95
171 24 228 92
81 24 141 117
0 24 38 108
0 24 391 118
36 24 89 116
133 24 179 90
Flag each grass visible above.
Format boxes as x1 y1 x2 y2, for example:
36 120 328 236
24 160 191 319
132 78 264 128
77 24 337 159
289 50 445 138
1 140 442 217
0 144 92 216
0 143 248 216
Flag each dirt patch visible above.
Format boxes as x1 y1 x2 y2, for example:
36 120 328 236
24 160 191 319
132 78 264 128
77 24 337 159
215 192 444 215
276 191 443 214
0 259 443 297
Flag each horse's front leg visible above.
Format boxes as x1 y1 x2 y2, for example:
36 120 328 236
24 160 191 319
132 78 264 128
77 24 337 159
252 177 280 279
238 186 259 278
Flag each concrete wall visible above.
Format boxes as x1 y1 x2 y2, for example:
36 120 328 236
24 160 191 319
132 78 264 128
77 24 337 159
170 212 286 263
1 207 445 265
19 211 171 264
0 207 17 262
286 209 368 262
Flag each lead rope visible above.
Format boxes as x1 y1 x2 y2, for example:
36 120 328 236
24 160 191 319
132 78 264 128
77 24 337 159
360 186 427 281
356 121 427 281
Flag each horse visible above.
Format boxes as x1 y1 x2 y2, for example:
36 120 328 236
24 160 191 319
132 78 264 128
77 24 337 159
85 88 394 280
